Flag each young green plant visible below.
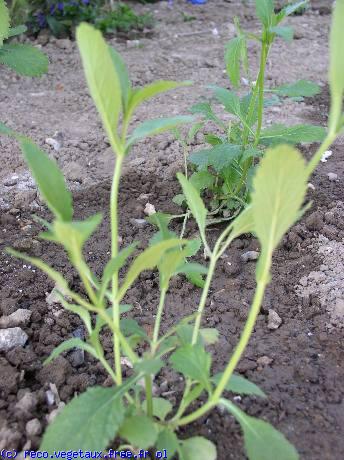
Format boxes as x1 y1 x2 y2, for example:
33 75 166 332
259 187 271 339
0 0 48 76
1 2 343 457
177 0 326 223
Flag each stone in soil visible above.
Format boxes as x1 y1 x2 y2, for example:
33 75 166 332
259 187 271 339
267 309 282 330
0 327 28 351
0 309 32 328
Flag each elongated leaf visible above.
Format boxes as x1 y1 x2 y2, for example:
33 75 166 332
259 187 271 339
229 206 255 240
255 0 274 27
159 248 188 289
189 102 224 127
272 80 320 98
40 385 127 450
8 25 27 38
76 24 122 154
0 0 10 46
328 0 344 132
190 171 215 191
220 399 299 460
270 26 293 42
177 173 207 234
170 344 211 389
225 36 245 87
126 116 193 148
259 124 326 146
56 295 92 335
19 138 72 221
282 0 308 18
180 437 217 460
0 44 48 76
212 373 266 397
100 242 137 300
252 145 308 257
189 144 241 172
108 46 131 112
0 121 16 136
127 80 192 120
44 338 98 365
118 239 185 300
119 415 158 449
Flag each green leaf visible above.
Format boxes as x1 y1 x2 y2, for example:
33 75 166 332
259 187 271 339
328 0 344 132
228 206 255 240
270 26 293 42
281 0 308 19
0 0 10 46
8 25 27 38
19 138 72 221
173 194 186 206
120 318 147 339
108 46 131 113
156 429 179 458
170 344 211 389
176 262 208 277
55 296 92 335
220 399 299 460
252 145 308 257
0 44 48 76
200 328 219 345
53 214 102 254
225 36 245 87
259 124 326 146
272 80 321 98
241 147 262 162
44 338 98 365
179 437 217 460
189 102 224 127
119 415 158 449
212 373 266 397
126 116 193 148
211 86 242 117
190 171 215 191
255 0 274 27
40 385 127 450
177 173 207 234
159 248 189 289
118 239 186 301
127 80 192 121
100 243 138 301
189 144 241 172
145 397 173 421
76 24 122 154
0 121 16 136
134 357 164 376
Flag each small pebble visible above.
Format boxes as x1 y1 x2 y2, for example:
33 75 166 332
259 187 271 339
0 327 28 351
241 251 260 262
327 172 338 181
26 419 42 437
267 309 282 330
144 203 156 216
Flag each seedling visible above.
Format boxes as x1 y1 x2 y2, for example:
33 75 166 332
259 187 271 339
0 0 48 76
176 0 326 223
1 0 343 457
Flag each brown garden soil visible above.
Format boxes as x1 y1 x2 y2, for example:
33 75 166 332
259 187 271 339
0 0 343 458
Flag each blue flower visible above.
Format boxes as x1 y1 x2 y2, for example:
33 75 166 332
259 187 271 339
82 0 90 4
57 2 64 11
49 4 55 14
37 12 47 27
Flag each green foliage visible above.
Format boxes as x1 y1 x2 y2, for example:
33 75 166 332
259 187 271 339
27 1 153 38
2 4 343 458
175 0 323 222
0 0 48 76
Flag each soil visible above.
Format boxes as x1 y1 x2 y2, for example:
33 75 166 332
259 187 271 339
0 0 343 459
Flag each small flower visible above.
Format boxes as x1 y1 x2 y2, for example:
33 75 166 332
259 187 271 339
37 12 47 28
57 2 64 11
82 0 90 4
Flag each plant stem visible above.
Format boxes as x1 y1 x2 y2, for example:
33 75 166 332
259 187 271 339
110 155 124 384
145 376 154 417
254 42 268 146
191 255 217 344
152 287 167 353
306 132 336 176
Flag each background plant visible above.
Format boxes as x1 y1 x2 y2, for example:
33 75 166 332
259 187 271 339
0 0 343 457
25 0 153 37
0 0 48 76
174 0 326 224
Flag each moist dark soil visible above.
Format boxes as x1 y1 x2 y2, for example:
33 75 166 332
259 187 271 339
0 0 343 458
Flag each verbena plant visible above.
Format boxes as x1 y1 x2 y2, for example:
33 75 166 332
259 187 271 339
0 0 343 457
0 0 48 76
173 0 326 223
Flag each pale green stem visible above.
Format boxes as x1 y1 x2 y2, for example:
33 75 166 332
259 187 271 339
306 132 337 176
191 256 217 344
152 287 167 352
254 42 269 146
145 376 153 417
110 155 124 384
